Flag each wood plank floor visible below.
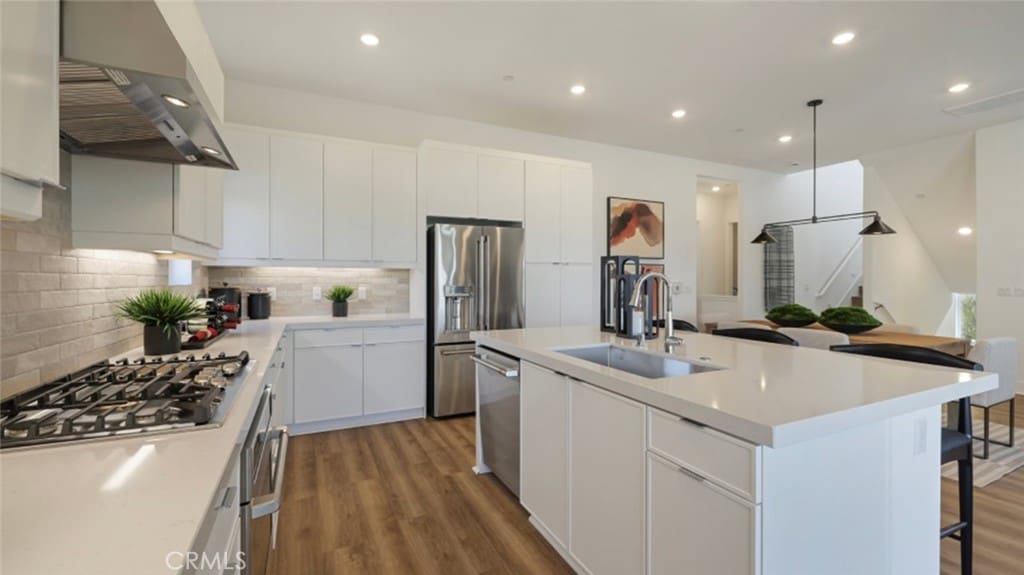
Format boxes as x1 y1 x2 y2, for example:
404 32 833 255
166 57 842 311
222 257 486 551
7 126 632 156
271 405 1024 575
269 415 571 575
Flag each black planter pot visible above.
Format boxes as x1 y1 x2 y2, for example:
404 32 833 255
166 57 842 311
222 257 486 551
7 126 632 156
144 324 182 355
332 300 349 317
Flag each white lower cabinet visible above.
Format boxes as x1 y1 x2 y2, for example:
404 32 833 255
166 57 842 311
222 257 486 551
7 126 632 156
293 343 364 423
648 452 760 575
363 341 424 415
520 362 569 546
570 380 646 575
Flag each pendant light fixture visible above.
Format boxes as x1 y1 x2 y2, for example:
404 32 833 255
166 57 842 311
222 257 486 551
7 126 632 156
751 99 895 244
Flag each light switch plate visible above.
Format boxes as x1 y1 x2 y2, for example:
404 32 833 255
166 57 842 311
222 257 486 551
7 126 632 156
358 286 367 300
267 287 277 301
312 286 322 301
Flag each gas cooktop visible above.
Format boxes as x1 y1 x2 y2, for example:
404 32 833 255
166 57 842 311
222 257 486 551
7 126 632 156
0 351 250 450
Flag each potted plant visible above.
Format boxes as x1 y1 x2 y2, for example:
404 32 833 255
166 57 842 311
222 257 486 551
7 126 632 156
327 285 354 317
117 289 206 355
819 306 883 334
765 303 819 327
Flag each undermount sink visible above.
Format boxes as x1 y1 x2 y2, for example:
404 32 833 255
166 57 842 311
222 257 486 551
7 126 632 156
555 344 722 379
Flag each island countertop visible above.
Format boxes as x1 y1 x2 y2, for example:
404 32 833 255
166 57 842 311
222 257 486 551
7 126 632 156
471 326 997 447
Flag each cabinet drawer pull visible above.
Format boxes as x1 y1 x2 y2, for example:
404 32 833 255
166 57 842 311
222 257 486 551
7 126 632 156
677 415 706 429
675 464 705 483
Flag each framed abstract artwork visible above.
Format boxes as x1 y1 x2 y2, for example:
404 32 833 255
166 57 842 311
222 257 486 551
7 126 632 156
607 196 665 259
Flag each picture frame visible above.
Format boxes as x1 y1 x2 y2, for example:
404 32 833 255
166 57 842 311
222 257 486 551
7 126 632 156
607 196 665 259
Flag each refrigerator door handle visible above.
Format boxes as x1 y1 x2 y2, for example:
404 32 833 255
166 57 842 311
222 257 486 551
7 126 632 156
476 235 485 330
482 234 491 330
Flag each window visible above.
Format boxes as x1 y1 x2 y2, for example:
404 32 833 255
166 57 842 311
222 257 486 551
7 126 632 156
953 293 976 340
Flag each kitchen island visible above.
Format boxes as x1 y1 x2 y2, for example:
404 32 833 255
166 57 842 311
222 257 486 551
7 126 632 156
471 326 997 575
0 314 422 575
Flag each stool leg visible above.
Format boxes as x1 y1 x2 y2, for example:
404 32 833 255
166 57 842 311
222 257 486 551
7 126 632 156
1011 398 1016 448
983 407 990 460
959 455 974 575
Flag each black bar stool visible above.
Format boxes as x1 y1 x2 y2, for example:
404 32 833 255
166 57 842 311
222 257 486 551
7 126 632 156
654 318 699 333
831 343 980 575
711 327 799 346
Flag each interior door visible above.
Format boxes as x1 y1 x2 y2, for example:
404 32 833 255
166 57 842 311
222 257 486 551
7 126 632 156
483 226 525 331
433 224 483 343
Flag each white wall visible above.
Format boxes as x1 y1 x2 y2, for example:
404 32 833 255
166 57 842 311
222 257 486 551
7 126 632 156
861 164 955 335
976 119 1024 393
225 79 785 323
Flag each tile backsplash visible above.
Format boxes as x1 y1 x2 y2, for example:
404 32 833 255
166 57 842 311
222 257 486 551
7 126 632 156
1 186 204 397
205 266 410 317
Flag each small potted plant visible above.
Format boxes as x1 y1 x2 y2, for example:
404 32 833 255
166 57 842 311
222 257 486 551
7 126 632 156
117 289 206 355
327 285 354 317
819 306 883 334
766 303 819 327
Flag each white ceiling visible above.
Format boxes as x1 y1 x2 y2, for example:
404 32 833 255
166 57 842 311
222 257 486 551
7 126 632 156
197 2 1024 173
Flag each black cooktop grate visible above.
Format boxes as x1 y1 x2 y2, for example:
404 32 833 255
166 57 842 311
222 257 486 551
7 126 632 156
0 351 249 449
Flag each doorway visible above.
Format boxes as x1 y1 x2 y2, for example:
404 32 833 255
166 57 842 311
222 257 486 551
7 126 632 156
696 177 740 326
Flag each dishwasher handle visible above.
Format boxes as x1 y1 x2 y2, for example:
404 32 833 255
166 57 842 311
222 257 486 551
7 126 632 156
472 354 519 378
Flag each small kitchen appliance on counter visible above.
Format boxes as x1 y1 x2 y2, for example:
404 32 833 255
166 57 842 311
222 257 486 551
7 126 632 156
247 291 272 320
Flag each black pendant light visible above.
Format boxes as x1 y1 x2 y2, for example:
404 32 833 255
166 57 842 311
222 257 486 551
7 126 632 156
751 99 895 243
751 227 777 244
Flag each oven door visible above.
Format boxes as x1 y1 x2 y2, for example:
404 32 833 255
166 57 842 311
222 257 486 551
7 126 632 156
245 425 289 575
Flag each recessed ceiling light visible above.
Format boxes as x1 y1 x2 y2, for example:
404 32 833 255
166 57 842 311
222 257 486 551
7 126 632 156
778 135 793 143
671 109 686 119
360 33 380 47
201 146 221 156
712 186 721 192
832 31 856 45
948 82 970 94
162 94 190 108
957 226 973 236
570 84 586 96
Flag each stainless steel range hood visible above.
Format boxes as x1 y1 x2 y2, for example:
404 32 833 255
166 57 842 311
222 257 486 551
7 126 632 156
59 0 236 169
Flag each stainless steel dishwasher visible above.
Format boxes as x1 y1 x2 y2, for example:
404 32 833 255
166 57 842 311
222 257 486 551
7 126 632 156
473 347 521 497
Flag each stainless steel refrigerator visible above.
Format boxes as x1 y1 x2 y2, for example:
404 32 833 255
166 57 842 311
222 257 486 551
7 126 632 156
427 222 524 417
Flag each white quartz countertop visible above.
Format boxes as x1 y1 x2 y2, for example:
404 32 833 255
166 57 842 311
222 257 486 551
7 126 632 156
472 326 997 447
0 314 423 575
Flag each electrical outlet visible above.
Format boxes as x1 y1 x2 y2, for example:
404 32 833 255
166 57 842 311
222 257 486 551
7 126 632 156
998 287 1013 297
357 286 367 300
312 286 322 301
267 287 277 301
671 283 683 295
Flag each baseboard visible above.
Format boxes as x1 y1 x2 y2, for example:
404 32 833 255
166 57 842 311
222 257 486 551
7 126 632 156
288 407 424 436
528 516 589 575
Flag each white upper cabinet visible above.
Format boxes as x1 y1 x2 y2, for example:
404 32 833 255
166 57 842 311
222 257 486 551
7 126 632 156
560 165 593 263
220 127 270 259
323 140 373 261
1 0 59 221
372 147 417 263
270 134 324 259
421 146 477 218
72 156 174 236
524 161 562 263
175 165 208 243
478 154 524 221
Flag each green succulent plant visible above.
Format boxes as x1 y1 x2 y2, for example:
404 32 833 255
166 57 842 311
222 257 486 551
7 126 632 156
819 306 882 327
117 289 206 337
766 304 818 323
326 285 354 303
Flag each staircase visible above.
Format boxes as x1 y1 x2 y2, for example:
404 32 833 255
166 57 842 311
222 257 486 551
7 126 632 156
851 285 864 308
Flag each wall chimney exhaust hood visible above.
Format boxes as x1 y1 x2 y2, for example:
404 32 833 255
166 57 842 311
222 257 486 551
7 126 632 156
59 0 236 170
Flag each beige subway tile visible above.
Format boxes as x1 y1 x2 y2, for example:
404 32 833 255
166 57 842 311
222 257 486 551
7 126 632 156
1 369 41 398
1 251 41 272
61 273 94 289
1 292 41 315
39 291 78 309
39 255 78 273
14 231 62 254
1 333 40 358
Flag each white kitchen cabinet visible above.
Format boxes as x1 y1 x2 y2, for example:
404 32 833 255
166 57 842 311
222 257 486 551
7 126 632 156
560 166 593 263
372 147 417 263
269 332 292 428
570 380 645 575
524 263 562 328
363 341 423 415
220 127 270 259
421 145 477 217
559 263 594 326
1 0 59 221
270 134 323 259
175 165 209 243
478 154 524 221
323 140 373 261
648 452 759 575
205 170 224 249
524 263 593 327
521 362 570 547
524 161 562 263
293 344 364 424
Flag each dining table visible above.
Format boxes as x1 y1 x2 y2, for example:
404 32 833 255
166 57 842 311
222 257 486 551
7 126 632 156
740 320 972 357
